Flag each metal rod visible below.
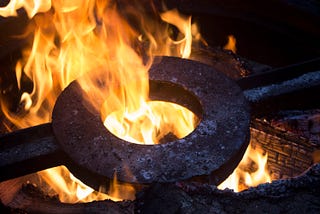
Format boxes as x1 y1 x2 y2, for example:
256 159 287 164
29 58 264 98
237 57 320 90
0 123 63 181
238 58 320 116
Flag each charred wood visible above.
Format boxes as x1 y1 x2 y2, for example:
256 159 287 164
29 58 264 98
1 164 319 213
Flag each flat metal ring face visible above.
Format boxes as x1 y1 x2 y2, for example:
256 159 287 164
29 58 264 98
52 56 250 184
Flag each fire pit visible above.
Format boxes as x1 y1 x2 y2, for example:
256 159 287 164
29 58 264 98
1 0 320 213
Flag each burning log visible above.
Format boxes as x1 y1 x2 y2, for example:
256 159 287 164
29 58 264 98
250 118 319 180
1 164 319 213
270 110 320 145
1 183 133 214
136 163 320 214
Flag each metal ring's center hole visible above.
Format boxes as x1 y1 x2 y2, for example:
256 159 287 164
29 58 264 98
100 80 202 145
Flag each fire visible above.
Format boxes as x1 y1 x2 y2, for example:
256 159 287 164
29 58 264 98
221 34 271 192
37 166 135 202
0 0 271 201
103 101 197 144
0 0 51 18
224 34 237 53
0 0 201 202
37 166 109 203
218 144 272 192
160 9 192 58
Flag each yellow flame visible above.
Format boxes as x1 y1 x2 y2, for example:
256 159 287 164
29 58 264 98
104 101 197 144
160 9 192 58
223 34 237 53
37 166 116 203
108 172 136 201
218 144 272 192
0 0 202 202
0 0 51 18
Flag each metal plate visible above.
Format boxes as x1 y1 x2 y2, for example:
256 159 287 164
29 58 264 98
52 56 250 185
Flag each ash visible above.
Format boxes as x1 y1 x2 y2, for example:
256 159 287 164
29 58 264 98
244 71 320 102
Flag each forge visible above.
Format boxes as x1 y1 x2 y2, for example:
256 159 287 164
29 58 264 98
0 0 320 213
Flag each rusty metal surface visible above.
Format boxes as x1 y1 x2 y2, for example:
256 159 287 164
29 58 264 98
52 56 250 185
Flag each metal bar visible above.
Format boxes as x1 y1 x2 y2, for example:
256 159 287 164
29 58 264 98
0 123 64 181
237 58 320 116
242 70 320 103
237 57 320 90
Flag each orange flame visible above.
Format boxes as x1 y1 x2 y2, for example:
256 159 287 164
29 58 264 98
0 0 201 202
37 166 110 203
224 34 237 53
160 9 192 58
103 101 197 144
37 166 135 202
218 144 272 192
108 171 136 201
